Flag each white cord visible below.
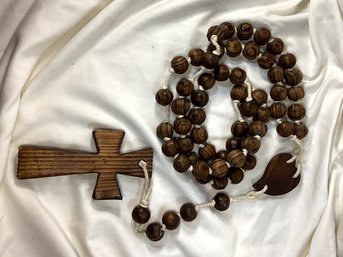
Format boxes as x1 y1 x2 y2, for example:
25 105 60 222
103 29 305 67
230 185 268 203
233 100 245 122
195 200 216 211
244 80 253 102
190 67 207 83
138 160 153 209
286 135 304 178
161 67 175 89
210 35 221 55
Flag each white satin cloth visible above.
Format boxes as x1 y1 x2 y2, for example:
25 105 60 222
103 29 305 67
0 0 342 256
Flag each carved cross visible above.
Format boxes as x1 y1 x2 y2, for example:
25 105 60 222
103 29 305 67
17 129 153 200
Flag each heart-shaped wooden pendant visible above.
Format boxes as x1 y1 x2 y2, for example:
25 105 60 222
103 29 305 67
253 153 300 196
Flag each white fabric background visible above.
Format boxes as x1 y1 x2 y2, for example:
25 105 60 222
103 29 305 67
0 0 342 256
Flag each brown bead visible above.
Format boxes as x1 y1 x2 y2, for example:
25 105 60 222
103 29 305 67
269 102 287 119
279 53 296 69
173 117 192 135
173 154 191 173
230 85 248 101
219 22 235 40
227 167 244 184
242 154 257 170
210 159 228 177
196 174 212 184
132 205 151 224
190 126 208 144
230 67 247 85
212 176 228 190
268 65 285 83
237 22 253 40
176 79 194 96
249 120 268 137
267 38 284 55
258 52 276 69
227 150 246 167
276 121 295 137
171 98 190 115
288 86 305 101
226 137 242 152
188 152 199 164
254 27 271 45
203 51 219 69
188 108 206 125
207 43 225 59
198 143 216 161
198 73 215 90
192 160 210 179
213 193 230 211
288 104 306 120
270 85 287 101
176 137 194 154
156 122 173 140
180 203 197 222
239 101 258 117
231 121 249 137
254 106 271 122
294 122 308 139
216 150 229 161
161 139 179 157
242 136 260 154
285 69 303 86
243 41 260 60
171 56 189 74
214 64 230 81
252 89 268 106
207 25 225 42
191 90 209 107
188 48 205 67
155 89 173 106
146 222 164 241
226 38 242 57
162 211 180 230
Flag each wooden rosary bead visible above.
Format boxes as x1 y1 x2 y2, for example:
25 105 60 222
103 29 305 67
210 159 228 177
203 51 219 69
285 68 303 86
230 67 247 85
242 136 261 154
198 73 215 90
188 48 205 66
227 167 244 184
132 205 151 224
254 106 271 122
267 38 284 55
216 150 229 161
239 101 258 117
270 85 287 101
190 126 208 144
227 149 246 167
212 176 228 190
198 143 216 161
156 122 173 140
269 102 287 119
242 154 257 170
191 90 209 107
288 103 306 120
213 192 230 211
173 117 192 135
162 211 180 230
180 203 197 222
294 122 308 139
252 89 268 106
155 89 173 106
161 139 179 157
188 152 199 164
188 108 206 125
243 41 260 60
196 174 212 184
176 137 194 154
173 154 191 173
279 53 296 69
171 98 190 115
268 65 285 83
226 137 242 151
207 43 225 58
276 121 295 137
176 79 194 96
219 21 235 40
171 56 189 74
230 85 248 101
237 22 253 40
214 64 230 81
249 120 268 137
146 222 164 241
192 160 210 179
231 121 249 138
226 38 242 57
258 52 276 69
207 25 225 42
254 27 271 45
288 86 305 101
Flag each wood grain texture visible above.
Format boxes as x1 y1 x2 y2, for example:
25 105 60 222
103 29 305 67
17 129 153 200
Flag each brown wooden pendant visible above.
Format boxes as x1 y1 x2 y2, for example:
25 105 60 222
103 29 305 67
17 129 153 200
253 153 300 195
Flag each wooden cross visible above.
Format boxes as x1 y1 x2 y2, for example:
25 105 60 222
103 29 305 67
17 129 153 200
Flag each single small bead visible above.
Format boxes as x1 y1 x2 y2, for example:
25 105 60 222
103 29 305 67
227 149 246 167
268 65 285 83
239 101 259 117
198 73 215 90
176 137 194 154
279 53 296 69
254 106 271 123
213 193 230 211
258 52 276 70
192 160 210 179
155 89 173 106
132 205 151 224
176 79 194 96
156 122 173 140
267 38 284 55
207 43 225 58
226 38 242 57
207 25 225 42
227 167 244 184
171 56 189 74
229 68 247 85
219 21 235 40
216 150 229 161
173 154 191 173
288 86 305 101
276 121 295 137
171 98 190 115
252 89 268 106
146 222 164 241
230 85 248 101
191 90 209 107
198 143 216 161
188 48 205 67
294 122 308 139
210 159 229 177
285 69 303 86
241 154 257 170
269 102 287 119
188 108 206 125
203 51 219 69
254 27 271 45
188 152 199 164
180 203 198 222
173 117 192 135
249 120 268 137
288 103 306 120
242 136 261 154
162 211 180 230
237 22 253 40
231 121 249 138
196 174 212 184
243 41 260 60
190 126 208 144
212 176 229 190
270 85 287 101
161 139 179 157
214 64 231 81
226 137 242 151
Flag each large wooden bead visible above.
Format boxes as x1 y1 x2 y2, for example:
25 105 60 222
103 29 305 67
249 120 268 137
213 193 230 211
173 154 191 173
227 150 246 167
207 25 225 42
191 90 209 107
242 154 257 170
196 174 212 184
171 56 189 74
210 159 228 177
270 85 287 101
242 136 260 154
258 52 275 70
214 64 230 81
146 222 164 241
188 108 206 125
294 122 308 139
188 48 205 67
279 53 296 69
243 41 260 60
190 126 208 144
155 89 173 106
212 176 228 190
176 79 194 96
207 43 225 58
188 152 199 164
180 203 197 222
176 137 194 154
267 38 284 55
230 68 247 85
227 167 244 184
162 211 180 230
237 22 253 40
219 21 235 40
226 38 242 57
162 139 179 157
252 89 268 106
285 69 303 86
269 102 287 119
230 85 248 101
193 160 210 179
156 122 173 139
288 103 306 120
239 101 258 117
288 86 305 101
132 205 151 224
254 27 271 45
171 98 190 115
226 137 242 151
276 121 295 137
231 121 249 137
254 106 271 122
216 150 229 161
174 117 192 135
198 73 215 90
203 51 219 69
198 143 216 161
268 65 285 83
